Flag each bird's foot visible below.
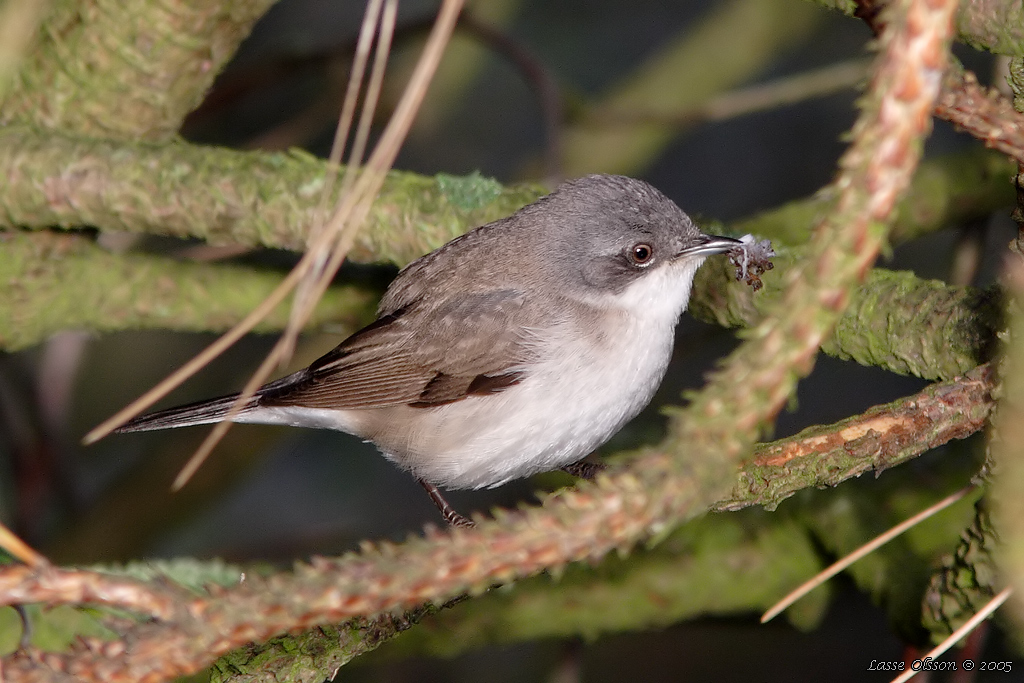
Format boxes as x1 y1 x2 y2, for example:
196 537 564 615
561 460 606 480
418 479 475 527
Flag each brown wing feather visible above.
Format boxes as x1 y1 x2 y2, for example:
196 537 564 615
260 290 533 410
409 370 525 407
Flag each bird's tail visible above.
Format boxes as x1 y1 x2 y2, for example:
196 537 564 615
113 393 257 434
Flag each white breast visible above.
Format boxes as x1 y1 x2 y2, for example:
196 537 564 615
393 258 705 489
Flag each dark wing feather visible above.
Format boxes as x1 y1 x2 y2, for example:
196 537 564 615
409 370 525 407
259 290 533 410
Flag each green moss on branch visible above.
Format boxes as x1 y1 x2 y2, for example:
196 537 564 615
691 252 1000 381
810 0 1024 56
0 126 545 265
0 231 376 351
717 364 994 511
0 0 275 140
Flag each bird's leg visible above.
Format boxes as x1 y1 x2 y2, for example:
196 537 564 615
14 604 31 650
561 460 606 480
418 479 474 527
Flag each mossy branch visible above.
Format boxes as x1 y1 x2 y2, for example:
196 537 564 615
811 0 1024 56
691 256 1001 381
1 181 1003 380
0 125 545 264
1 128 1010 261
0 223 997 382
0 0 275 140
718 363 994 511
0 231 376 351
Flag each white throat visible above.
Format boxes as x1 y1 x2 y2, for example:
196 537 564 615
609 255 706 323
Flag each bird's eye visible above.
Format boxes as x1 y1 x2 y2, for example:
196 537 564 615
629 243 654 266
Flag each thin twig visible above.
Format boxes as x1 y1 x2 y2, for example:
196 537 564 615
173 0 400 488
86 0 464 460
0 0 50 102
761 485 974 622
292 0 388 336
81 261 308 446
890 588 1012 683
175 0 465 488
594 59 870 127
0 522 46 568
83 1 395 448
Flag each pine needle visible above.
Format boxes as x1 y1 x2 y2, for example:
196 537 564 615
761 485 973 623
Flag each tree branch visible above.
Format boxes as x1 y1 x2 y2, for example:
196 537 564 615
690 259 1001 381
935 67 1024 165
718 363 994 511
812 0 1024 56
388 367 990 661
2 128 1008 256
0 0 275 140
0 231 376 351
0 565 188 622
0 126 545 263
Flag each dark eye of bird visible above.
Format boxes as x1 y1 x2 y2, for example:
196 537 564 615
629 243 654 265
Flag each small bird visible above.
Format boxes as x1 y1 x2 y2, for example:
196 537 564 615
115 174 741 525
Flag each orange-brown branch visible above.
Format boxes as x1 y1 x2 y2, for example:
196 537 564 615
717 364 994 511
936 69 1024 165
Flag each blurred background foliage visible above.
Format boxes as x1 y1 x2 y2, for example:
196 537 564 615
0 0 1018 680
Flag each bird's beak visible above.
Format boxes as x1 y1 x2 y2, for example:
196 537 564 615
675 234 742 259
